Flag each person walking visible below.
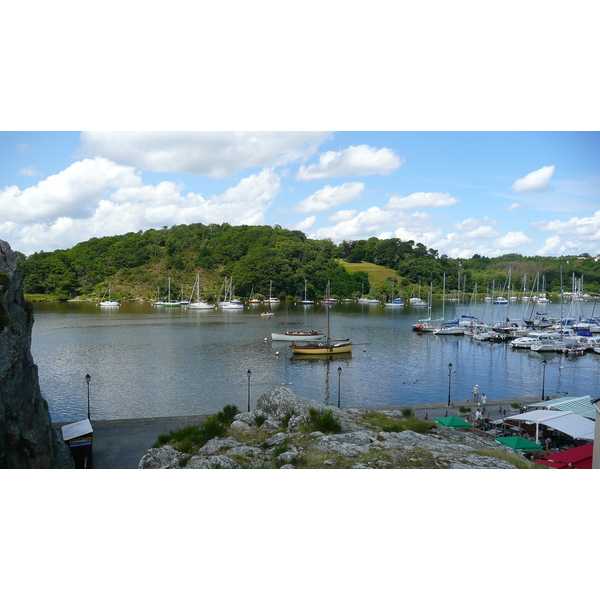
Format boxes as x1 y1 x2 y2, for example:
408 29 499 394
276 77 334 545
481 392 487 416
472 384 480 403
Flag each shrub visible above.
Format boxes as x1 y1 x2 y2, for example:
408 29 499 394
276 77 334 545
254 414 267 427
216 404 239 425
401 408 414 418
303 407 342 434
272 444 290 457
281 409 296 428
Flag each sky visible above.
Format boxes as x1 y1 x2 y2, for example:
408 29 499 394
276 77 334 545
1 131 599 258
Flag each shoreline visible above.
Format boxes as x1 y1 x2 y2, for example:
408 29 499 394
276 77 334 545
53 395 547 469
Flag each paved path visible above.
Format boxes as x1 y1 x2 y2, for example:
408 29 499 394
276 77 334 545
53 396 547 469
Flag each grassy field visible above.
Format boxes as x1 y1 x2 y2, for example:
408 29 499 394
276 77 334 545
339 260 397 286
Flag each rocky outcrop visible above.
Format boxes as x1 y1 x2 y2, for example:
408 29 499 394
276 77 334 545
0 240 73 468
139 385 531 469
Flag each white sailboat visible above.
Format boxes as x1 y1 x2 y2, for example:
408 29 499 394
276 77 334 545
384 276 404 307
248 286 261 304
188 273 215 310
298 279 314 305
267 280 280 304
100 284 119 307
262 281 276 316
154 277 180 306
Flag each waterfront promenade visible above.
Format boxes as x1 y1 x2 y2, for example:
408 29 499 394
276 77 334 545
53 396 545 469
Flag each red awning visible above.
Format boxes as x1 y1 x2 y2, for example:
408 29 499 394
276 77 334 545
533 443 593 469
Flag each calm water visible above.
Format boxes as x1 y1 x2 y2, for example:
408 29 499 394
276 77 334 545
30 299 600 422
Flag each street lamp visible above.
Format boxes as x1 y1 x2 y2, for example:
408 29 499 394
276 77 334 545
447 363 453 407
541 359 547 401
337 366 342 408
85 373 91 420
247 369 252 412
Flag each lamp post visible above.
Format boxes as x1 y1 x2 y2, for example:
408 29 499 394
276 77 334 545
337 366 342 408
541 359 547 401
85 373 91 420
247 369 251 412
447 363 453 407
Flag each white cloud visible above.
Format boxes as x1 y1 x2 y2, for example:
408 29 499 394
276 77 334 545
511 165 555 192
3 166 280 254
454 216 498 231
495 231 532 249
506 203 522 211
531 210 600 238
79 131 331 178
296 145 403 180
433 230 532 258
18 166 40 177
536 235 562 256
313 206 391 240
296 215 316 230
329 210 357 222
293 182 364 213
0 158 141 224
386 191 459 210
311 206 442 246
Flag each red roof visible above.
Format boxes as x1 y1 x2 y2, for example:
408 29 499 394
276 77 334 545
533 443 593 469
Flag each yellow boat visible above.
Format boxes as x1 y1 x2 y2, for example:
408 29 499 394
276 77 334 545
290 339 353 355
290 281 352 356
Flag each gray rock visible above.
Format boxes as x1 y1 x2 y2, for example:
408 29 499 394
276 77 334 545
186 455 240 469
227 445 265 459
197 436 240 455
138 445 186 469
321 430 375 446
230 420 251 429
233 412 255 425
260 419 281 432
275 450 298 464
1 239 74 468
265 432 289 447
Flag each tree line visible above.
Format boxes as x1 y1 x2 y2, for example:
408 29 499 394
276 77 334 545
12 223 600 301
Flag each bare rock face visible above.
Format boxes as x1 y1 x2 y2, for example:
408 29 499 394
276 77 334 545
0 240 73 468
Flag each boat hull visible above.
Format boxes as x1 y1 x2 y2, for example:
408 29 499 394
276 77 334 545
271 331 325 341
290 341 352 355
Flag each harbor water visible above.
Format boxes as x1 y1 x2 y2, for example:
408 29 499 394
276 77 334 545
31 299 600 422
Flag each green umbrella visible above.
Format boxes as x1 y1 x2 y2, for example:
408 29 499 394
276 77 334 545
434 416 473 429
495 436 543 451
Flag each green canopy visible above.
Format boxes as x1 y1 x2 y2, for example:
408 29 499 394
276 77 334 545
434 416 473 429
495 436 543 451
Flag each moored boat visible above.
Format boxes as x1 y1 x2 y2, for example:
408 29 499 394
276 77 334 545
100 284 119 307
290 281 352 356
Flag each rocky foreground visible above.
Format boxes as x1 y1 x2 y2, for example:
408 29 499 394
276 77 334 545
139 386 535 469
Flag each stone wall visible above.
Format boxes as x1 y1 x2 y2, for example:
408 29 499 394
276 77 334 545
0 239 73 468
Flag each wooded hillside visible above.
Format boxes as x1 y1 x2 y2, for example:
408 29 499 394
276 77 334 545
13 222 600 301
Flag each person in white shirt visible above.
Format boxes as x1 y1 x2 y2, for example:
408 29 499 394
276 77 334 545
472 384 480 402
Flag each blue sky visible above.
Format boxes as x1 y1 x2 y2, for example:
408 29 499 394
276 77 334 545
1 131 598 258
